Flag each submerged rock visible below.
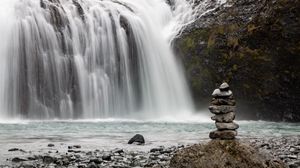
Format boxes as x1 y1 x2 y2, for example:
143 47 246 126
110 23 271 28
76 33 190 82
128 134 145 145
8 148 20 152
12 157 27 162
170 140 286 168
48 143 55 147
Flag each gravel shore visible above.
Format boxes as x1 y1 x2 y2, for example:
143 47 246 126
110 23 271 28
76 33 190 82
1 136 299 168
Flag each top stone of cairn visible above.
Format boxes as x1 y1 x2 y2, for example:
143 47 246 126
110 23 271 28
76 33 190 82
219 82 229 91
212 82 232 98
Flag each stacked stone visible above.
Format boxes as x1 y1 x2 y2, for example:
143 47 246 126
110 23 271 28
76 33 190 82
209 82 239 140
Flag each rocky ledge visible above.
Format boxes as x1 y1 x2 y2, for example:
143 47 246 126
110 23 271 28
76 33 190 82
173 0 300 122
2 136 299 168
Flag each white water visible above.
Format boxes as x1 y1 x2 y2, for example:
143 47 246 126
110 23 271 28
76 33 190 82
0 0 226 120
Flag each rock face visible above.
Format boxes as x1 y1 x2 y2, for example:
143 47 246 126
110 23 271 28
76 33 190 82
173 0 300 122
209 82 239 140
169 140 286 168
128 134 145 145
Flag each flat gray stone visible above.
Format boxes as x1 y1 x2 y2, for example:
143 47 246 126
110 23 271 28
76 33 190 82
209 130 237 140
212 89 232 98
12 157 27 162
209 105 236 114
211 98 236 106
211 112 235 122
215 122 239 130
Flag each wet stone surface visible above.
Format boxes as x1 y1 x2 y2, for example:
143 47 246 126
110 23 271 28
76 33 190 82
1 136 299 168
3 144 185 168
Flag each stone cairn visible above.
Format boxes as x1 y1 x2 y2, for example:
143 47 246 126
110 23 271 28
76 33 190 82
209 82 239 140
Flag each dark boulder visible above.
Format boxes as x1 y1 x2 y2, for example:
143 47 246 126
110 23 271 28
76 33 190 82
8 148 19 152
128 134 145 145
12 157 27 162
48 143 55 147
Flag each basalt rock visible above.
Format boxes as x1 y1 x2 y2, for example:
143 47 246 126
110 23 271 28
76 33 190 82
174 0 300 122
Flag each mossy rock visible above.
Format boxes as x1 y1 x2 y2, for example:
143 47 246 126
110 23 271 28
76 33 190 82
170 140 286 168
173 0 300 121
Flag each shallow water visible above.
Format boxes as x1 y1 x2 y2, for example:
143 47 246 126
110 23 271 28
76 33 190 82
0 119 299 163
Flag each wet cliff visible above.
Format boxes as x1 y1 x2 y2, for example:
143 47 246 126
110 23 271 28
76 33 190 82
173 0 300 122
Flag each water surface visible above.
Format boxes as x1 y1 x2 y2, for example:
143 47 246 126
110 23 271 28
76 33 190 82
0 120 299 163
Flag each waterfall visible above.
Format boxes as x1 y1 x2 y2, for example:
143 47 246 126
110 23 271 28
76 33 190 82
0 0 225 120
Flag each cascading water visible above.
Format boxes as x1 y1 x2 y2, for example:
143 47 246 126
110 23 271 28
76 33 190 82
0 0 225 120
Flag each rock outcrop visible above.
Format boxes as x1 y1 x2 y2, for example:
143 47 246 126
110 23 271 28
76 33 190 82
170 140 286 168
173 0 300 122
